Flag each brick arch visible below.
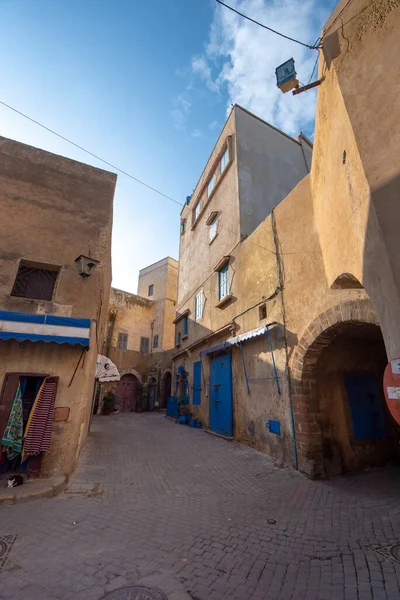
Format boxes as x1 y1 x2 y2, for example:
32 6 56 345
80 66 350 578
119 369 143 385
291 299 379 478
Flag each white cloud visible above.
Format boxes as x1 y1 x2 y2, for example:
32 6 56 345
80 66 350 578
171 95 192 130
191 56 220 94
194 0 335 136
190 129 203 138
209 120 219 130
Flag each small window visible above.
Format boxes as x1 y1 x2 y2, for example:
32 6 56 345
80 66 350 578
11 261 59 301
180 220 186 235
176 331 181 346
140 336 150 353
219 264 229 300
259 304 267 320
148 284 154 297
193 202 201 222
195 291 204 320
117 332 128 350
207 175 215 197
209 216 217 242
220 146 229 172
183 316 188 336
153 334 159 349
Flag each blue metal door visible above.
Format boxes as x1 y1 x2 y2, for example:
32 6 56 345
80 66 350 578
209 353 233 437
193 361 202 406
345 374 387 440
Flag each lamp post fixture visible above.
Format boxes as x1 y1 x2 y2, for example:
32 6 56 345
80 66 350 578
74 255 99 278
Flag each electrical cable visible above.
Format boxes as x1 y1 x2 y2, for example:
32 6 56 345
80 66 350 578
0 99 182 207
0 98 321 258
215 0 319 50
307 53 320 85
319 0 354 41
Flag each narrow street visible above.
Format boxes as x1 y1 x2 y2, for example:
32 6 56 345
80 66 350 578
1 414 400 600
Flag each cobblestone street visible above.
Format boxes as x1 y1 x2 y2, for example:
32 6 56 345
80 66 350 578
1 414 400 600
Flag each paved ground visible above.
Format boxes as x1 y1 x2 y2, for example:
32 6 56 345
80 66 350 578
1 414 400 600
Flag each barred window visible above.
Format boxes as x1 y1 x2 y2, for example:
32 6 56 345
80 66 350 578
11 262 59 301
153 334 159 349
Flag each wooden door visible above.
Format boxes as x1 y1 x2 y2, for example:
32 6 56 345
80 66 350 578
116 375 138 412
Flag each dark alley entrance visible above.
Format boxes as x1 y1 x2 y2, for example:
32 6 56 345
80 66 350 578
315 322 399 476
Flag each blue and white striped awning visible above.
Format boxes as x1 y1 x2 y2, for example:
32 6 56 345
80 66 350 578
0 311 91 347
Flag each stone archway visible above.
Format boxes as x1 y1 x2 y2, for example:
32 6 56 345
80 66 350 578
290 299 397 478
119 369 143 385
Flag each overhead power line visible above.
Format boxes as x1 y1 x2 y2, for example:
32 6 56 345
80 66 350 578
0 98 323 258
215 0 319 50
0 99 182 207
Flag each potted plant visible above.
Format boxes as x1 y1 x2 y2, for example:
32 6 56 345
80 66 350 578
102 391 116 415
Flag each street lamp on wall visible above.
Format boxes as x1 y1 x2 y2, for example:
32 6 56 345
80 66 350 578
74 255 99 278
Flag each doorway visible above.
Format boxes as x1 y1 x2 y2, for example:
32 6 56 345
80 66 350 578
209 353 233 437
161 372 171 409
147 377 157 411
315 323 398 476
116 374 139 412
0 373 46 475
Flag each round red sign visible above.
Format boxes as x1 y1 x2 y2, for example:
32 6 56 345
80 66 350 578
383 358 400 425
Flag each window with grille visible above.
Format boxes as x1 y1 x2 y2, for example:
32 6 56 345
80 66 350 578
195 291 204 320
117 332 128 350
218 264 230 300
259 304 267 320
11 262 59 301
209 216 217 242
183 316 188 336
220 146 229 172
140 336 150 353
193 201 201 223
148 284 154 297
207 175 216 198
153 334 159 349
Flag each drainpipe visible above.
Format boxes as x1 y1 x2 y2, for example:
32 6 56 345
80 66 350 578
105 308 117 357
271 210 298 470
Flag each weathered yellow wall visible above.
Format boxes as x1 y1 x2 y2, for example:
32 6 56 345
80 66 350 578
0 136 116 477
106 258 178 395
312 0 400 359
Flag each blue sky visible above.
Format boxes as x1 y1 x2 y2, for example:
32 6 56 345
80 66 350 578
0 0 336 293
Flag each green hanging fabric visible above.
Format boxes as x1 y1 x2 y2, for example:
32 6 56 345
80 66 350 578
1 383 23 460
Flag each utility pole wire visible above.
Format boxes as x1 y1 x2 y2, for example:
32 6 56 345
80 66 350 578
0 98 322 258
215 0 319 50
0 99 182 207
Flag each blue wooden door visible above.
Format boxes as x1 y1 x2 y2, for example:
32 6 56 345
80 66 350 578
193 361 202 406
345 374 387 440
210 353 233 437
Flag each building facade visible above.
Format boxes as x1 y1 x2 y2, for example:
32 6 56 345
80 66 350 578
103 257 178 411
0 136 116 478
172 105 312 466
172 0 400 479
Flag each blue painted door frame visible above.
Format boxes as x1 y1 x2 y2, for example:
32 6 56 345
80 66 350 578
193 361 202 406
209 353 233 437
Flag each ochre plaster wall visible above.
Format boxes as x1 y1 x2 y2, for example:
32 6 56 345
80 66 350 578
0 136 116 477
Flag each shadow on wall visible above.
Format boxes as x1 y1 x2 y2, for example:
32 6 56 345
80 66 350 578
362 174 400 360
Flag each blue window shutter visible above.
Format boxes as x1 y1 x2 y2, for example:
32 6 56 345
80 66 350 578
183 316 188 335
